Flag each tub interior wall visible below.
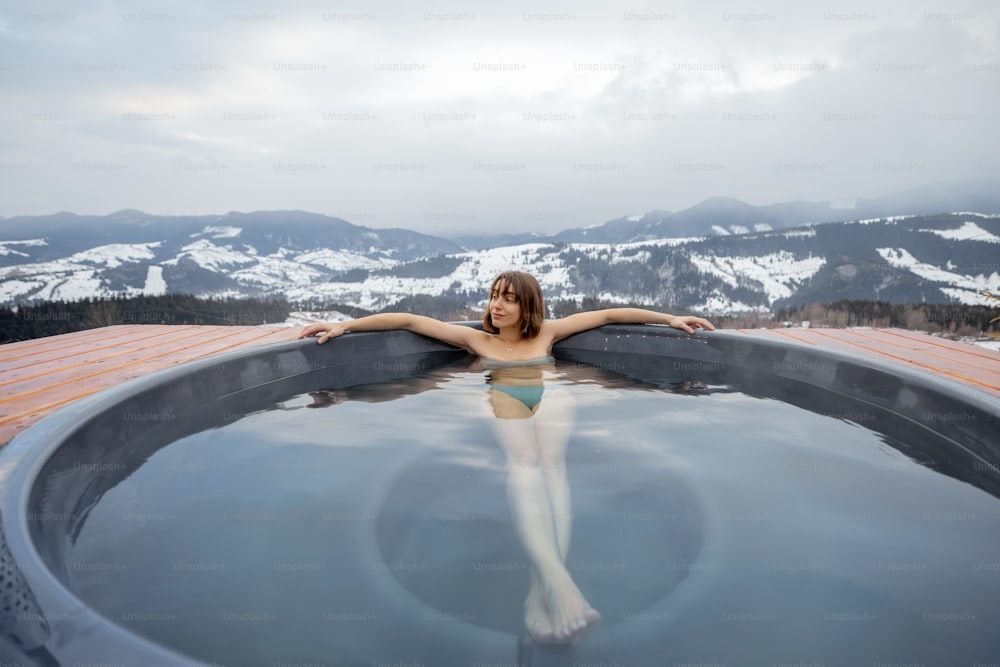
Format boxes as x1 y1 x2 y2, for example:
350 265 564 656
555 327 1000 495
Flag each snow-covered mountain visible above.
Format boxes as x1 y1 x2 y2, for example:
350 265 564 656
452 181 1000 248
1 209 998 315
0 210 460 304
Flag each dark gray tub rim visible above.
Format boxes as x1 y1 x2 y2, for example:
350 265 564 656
0 324 998 664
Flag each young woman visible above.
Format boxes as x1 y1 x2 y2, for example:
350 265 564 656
298 270 714 359
298 271 715 644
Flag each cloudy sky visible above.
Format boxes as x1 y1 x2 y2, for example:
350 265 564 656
1 0 998 235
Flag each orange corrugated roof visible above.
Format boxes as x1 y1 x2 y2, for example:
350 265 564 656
740 327 1000 396
0 324 300 445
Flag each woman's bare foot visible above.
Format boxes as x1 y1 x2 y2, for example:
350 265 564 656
524 586 556 643
524 570 600 644
542 572 601 643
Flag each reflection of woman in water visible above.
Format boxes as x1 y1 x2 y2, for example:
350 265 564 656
299 271 714 644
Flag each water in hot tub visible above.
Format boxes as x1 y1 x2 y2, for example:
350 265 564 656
66 361 1000 666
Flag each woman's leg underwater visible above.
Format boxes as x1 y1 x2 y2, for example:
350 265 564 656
532 387 575 563
485 389 599 643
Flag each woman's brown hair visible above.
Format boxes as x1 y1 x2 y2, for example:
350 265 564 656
483 271 545 338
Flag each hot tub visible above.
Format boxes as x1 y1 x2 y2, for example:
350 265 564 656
1 325 998 666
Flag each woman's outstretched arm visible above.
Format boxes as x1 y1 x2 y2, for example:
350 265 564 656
544 308 715 343
298 313 482 351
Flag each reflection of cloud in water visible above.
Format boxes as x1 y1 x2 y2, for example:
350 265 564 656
223 407 393 450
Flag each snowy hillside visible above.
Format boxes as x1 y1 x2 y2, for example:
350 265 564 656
2 211 999 315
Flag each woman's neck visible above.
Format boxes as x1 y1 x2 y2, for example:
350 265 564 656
496 326 522 345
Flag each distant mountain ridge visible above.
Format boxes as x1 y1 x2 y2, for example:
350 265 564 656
450 181 1000 248
2 183 999 315
0 209 461 262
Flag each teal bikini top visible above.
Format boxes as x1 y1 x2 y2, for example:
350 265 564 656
480 355 555 370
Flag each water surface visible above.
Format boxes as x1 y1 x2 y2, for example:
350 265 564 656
66 360 1000 665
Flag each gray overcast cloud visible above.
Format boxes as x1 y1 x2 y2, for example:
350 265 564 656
1 0 998 235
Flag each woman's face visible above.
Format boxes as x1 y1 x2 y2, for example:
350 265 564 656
489 280 522 329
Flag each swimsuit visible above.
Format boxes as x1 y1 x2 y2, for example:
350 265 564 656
490 384 545 410
482 356 555 410
480 355 555 370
